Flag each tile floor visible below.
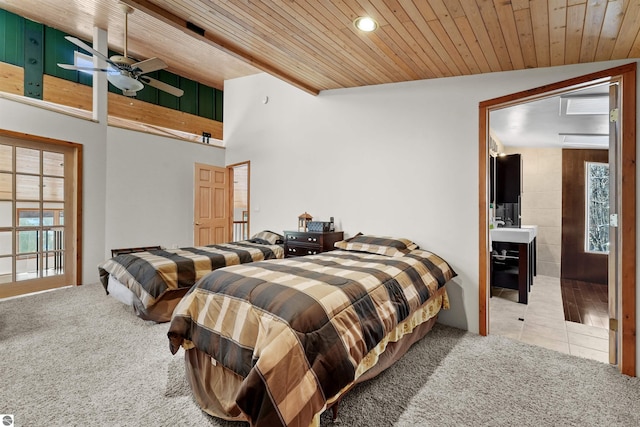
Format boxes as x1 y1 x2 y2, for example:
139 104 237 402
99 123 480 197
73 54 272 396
490 275 609 364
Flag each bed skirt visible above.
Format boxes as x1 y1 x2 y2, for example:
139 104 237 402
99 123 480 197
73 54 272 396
106 275 189 323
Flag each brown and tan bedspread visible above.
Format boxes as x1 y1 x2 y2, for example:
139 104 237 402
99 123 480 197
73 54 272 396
168 249 456 427
98 241 284 312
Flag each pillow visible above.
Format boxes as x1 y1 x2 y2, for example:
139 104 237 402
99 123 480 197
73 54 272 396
334 233 419 257
250 230 284 245
247 238 273 245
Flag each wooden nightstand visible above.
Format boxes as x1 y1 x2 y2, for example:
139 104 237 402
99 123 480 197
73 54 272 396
284 230 344 257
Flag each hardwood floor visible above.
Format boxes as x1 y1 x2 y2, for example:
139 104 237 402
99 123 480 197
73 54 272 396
560 279 609 329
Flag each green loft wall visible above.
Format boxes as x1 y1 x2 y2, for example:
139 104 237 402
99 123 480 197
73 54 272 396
0 9 24 66
44 26 92 86
0 8 223 122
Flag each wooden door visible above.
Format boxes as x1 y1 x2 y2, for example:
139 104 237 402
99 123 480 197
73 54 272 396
194 163 230 246
607 82 621 366
0 132 79 298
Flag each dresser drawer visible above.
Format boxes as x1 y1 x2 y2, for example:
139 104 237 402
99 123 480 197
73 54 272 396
283 231 344 257
285 232 321 245
286 244 321 257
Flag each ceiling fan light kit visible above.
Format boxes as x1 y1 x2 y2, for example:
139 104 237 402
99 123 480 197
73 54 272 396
108 72 144 93
56 4 183 98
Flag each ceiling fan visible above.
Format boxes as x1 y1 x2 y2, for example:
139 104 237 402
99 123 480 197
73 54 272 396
57 4 183 97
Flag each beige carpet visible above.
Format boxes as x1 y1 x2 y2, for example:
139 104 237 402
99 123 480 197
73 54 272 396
1 283 638 426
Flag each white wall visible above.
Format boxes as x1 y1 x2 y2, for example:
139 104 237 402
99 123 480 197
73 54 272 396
0 97 225 284
0 98 106 286
223 60 638 340
104 127 225 252
1 58 638 369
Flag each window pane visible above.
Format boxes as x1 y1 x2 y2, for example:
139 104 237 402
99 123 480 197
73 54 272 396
43 151 64 177
0 231 11 256
42 253 64 276
43 202 64 210
18 209 41 227
0 201 11 227
43 210 54 226
586 162 609 253
16 253 38 281
0 145 12 171
0 256 12 284
17 203 40 228
44 203 64 226
0 172 12 199
17 229 38 254
16 174 39 200
43 177 64 201
16 147 39 174
44 227 64 251
17 201 39 210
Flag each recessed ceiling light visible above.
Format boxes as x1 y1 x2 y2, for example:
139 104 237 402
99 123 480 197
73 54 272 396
354 16 378 32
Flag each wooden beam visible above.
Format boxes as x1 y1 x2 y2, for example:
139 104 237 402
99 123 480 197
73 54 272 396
1 64 223 142
108 92 223 140
40 74 223 140
120 0 320 95
0 62 24 95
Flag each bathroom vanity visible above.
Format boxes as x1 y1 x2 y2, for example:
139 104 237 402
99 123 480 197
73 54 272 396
490 225 537 304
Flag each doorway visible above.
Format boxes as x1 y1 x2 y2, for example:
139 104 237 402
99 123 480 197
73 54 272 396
0 129 81 299
478 64 636 376
229 161 250 241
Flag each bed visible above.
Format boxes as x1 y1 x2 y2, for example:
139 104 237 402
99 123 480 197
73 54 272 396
168 234 456 427
98 231 285 322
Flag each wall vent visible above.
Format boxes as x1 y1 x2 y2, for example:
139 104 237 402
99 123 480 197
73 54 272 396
186 21 205 37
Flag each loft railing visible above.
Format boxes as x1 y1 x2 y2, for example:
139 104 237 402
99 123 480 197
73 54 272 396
233 220 248 242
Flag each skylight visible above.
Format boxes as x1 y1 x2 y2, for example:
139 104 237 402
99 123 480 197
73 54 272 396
563 95 609 115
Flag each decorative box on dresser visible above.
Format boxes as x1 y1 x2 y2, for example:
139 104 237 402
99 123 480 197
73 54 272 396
283 230 344 257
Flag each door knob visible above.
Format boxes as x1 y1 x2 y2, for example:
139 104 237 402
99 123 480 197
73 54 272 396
195 222 201 225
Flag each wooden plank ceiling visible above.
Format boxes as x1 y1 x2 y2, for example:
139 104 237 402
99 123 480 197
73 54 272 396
1 0 639 95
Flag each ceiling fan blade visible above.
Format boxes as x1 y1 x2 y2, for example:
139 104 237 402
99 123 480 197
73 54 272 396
63 36 120 69
132 57 167 74
139 76 184 97
57 63 112 73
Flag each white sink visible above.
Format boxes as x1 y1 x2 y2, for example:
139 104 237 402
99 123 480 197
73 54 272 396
490 226 537 244
521 224 538 237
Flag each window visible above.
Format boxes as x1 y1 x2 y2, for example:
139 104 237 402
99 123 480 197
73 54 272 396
585 162 609 253
0 133 79 298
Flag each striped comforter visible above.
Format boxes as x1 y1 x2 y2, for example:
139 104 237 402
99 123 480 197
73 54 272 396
98 241 284 310
168 249 456 427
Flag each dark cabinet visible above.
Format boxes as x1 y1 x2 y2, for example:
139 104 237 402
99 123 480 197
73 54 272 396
496 154 521 203
491 239 535 304
284 231 344 257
